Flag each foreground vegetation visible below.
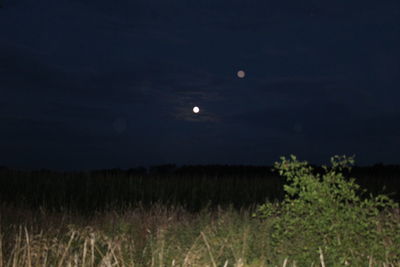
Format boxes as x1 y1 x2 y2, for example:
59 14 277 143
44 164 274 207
0 155 399 266
1 204 398 266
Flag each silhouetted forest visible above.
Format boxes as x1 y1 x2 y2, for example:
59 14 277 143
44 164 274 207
0 163 399 213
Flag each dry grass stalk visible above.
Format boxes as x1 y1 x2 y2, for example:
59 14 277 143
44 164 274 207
183 235 201 267
319 247 326 267
282 257 288 267
24 227 32 267
57 231 76 267
90 233 95 267
201 232 217 267
82 239 87 267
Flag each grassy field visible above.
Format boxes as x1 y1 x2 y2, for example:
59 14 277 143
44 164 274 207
2 203 268 266
0 161 399 266
0 203 399 266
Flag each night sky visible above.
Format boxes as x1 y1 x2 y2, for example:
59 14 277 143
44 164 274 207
1 0 399 170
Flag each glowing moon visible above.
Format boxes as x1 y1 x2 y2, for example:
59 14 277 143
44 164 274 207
193 106 200 113
237 70 245 78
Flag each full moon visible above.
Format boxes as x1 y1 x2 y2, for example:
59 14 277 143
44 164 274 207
193 106 200 113
237 70 246 78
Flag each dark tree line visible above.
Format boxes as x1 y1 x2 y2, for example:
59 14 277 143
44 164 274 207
0 163 399 213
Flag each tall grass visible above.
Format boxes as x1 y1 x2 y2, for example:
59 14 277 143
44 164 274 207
0 203 398 266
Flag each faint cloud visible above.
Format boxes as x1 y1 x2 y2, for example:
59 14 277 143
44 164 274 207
173 106 220 123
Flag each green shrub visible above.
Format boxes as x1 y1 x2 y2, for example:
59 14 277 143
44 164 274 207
254 155 400 265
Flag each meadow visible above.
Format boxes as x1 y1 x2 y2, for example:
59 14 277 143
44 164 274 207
0 157 399 266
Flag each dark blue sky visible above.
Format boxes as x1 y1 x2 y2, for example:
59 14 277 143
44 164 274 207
1 0 399 170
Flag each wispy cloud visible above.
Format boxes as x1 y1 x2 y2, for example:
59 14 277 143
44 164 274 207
173 106 220 122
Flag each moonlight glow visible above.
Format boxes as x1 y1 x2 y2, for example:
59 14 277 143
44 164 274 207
193 106 200 113
237 70 245 78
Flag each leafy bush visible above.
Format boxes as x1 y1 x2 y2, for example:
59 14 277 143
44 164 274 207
254 155 400 265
